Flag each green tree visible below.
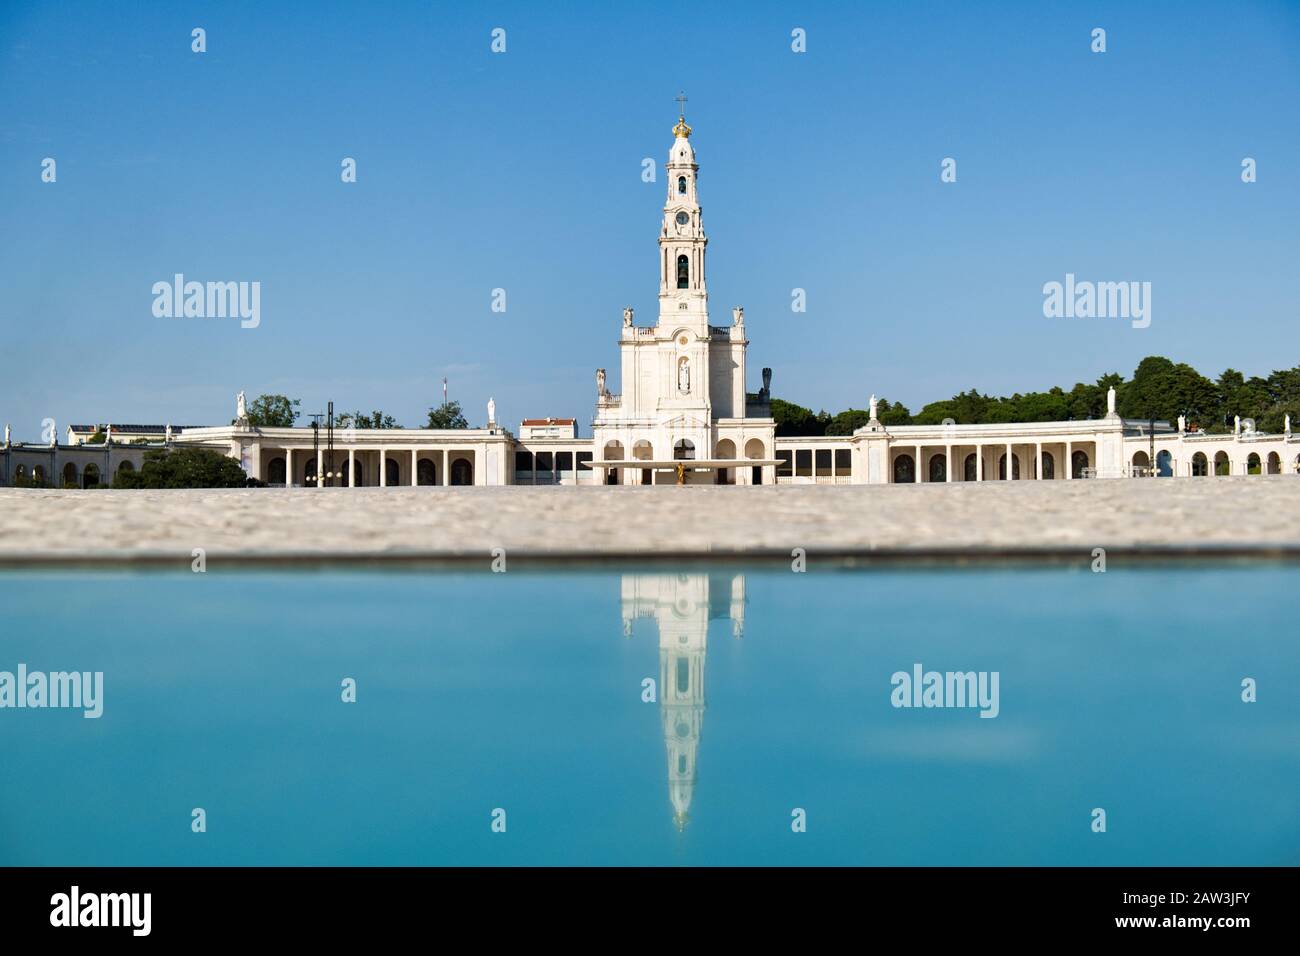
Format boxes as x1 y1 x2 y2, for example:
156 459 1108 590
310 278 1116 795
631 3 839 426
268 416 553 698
912 400 958 426
113 447 253 489
1011 387 1071 423
1160 363 1219 431
425 400 469 429
86 429 106 444
246 394 301 427
1117 356 1176 422
825 408 871 435
771 398 824 436
1212 368 1247 432
1112 357 1214 429
1064 379 1108 421
336 409 402 430
1259 367 1300 434
877 398 912 426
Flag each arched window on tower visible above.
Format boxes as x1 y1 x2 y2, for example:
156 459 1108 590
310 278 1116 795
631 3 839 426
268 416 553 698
676 255 689 289
677 176 687 195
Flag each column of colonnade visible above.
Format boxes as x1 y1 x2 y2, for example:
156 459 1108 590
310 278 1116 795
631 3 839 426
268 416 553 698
266 447 461 488
886 440 1096 483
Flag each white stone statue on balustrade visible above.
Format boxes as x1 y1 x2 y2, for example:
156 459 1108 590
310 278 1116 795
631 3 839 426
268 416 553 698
3 424 9 447
596 368 607 398
1177 414 1185 434
105 424 113 445
165 424 173 445
623 307 634 328
487 397 496 426
1106 386 1117 417
869 394 879 421
1285 414 1292 437
733 306 744 327
236 390 248 425
1234 415 1241 437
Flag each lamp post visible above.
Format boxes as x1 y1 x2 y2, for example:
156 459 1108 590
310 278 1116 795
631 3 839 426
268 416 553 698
309 414 323 485
326 400 335 487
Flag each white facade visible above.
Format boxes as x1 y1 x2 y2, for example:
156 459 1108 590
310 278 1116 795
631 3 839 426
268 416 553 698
173 424 514 487
1 441 157 488
590 113 778 486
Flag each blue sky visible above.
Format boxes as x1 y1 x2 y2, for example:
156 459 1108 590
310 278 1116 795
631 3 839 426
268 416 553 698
2 0 1298 439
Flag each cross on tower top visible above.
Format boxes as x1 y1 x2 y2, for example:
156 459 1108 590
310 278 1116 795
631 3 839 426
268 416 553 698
672 92 693 138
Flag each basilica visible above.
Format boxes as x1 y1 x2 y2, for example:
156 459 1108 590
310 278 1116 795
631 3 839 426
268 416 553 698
3 114 1297 488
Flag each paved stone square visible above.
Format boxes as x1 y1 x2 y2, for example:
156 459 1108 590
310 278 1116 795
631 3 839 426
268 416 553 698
3 479 1300 563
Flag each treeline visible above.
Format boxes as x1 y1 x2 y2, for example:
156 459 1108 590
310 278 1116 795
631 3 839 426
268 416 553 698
245 394 470 429
773 357 1300 437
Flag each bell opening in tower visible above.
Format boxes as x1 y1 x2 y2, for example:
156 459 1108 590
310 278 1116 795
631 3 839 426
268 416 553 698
677 255 689 289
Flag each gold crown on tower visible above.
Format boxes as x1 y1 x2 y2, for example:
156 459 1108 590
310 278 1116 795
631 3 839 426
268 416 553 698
673 115 693 138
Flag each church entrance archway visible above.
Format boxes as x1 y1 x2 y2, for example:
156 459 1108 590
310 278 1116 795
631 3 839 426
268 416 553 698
893 454 915 483
451 457 473 486
715 439 735 485
928 454 946 483
1071 450 1089 478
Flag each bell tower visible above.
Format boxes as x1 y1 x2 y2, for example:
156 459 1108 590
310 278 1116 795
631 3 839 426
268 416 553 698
658 95 709 331
592 103 775 486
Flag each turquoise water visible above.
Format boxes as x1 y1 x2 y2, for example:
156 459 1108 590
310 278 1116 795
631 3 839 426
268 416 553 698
0 563 1296 866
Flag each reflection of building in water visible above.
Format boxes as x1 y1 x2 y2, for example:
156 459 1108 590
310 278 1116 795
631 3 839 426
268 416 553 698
621 572 746 830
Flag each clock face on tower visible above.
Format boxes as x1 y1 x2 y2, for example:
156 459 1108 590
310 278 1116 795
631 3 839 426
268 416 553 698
675 212 689 225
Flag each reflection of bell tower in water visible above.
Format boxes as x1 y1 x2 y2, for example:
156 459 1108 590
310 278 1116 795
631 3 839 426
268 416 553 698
620 572 747 831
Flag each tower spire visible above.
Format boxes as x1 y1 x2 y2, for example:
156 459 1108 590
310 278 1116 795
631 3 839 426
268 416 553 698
659 102 706 324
